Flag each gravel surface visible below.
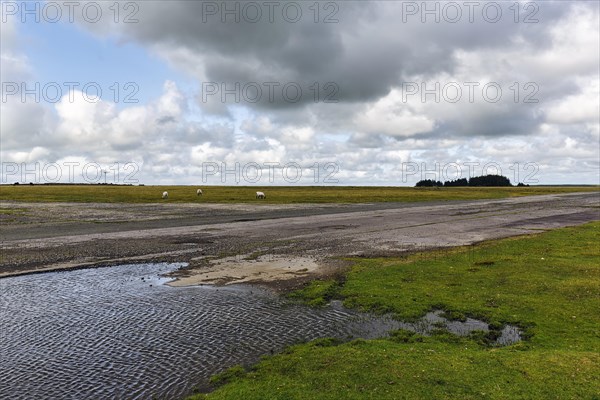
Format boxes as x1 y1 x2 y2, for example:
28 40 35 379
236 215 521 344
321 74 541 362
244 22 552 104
1 192 598 290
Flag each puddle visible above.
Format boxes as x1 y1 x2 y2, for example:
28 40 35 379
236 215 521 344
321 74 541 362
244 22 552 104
329 301 521 345
409 309 520 345
0 263 520 400
0 263 408 400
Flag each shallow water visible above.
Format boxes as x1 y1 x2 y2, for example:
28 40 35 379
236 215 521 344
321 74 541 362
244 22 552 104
0 263 519 400
0 263 404 400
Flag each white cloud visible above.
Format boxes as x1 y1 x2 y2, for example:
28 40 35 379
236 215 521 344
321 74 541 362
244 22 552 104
353 89 435 137
545 77 600 125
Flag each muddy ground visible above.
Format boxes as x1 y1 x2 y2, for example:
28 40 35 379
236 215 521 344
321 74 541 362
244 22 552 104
1 192 598 291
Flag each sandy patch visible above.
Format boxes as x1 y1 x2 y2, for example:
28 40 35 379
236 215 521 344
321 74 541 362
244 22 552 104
167 255 320 286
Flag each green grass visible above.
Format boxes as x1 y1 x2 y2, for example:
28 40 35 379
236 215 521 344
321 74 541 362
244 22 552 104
188 222 600 399
287 279 342 307
0 207 28 215
0 185 597 204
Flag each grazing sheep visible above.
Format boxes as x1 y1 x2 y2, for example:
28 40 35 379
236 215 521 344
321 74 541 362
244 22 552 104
256 191 266 199
196 188 203 196
162 191 169 199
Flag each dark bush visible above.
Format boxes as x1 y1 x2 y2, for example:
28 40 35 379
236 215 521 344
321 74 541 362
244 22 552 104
468 174 512 187
415 179 443 187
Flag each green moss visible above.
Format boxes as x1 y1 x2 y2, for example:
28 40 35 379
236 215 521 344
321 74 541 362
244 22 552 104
287 279 341 307
388 329 424 344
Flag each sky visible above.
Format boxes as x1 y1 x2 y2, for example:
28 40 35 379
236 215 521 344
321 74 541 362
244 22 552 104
1 0 599 186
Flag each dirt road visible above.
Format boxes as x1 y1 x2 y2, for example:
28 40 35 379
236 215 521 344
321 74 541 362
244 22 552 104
1 192 598 287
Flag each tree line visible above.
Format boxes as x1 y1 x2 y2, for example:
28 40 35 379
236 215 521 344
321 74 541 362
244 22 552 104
415 174 529 187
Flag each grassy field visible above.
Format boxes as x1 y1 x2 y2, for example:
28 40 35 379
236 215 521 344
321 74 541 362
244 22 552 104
188 222 600 399
0 185 597 204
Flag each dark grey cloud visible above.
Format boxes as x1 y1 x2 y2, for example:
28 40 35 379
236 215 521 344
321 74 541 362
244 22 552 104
109 1 584 110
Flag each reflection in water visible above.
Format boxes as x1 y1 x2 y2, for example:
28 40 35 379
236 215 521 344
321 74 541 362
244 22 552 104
0 263 403 400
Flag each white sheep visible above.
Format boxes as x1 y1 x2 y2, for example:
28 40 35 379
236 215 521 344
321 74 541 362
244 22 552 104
196 188 203 196
256 191 266 199
162 191 169 199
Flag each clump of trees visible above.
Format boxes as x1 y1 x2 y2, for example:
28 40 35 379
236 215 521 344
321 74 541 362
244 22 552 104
468 174 512 187
415 179 444 187
444 178 468 187
416 174 518 187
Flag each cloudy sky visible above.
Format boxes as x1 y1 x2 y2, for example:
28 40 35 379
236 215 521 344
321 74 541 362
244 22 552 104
1 0 599 185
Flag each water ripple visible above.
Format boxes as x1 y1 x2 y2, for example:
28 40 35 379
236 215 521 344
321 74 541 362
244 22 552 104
0 263 401 400
0 263 519 399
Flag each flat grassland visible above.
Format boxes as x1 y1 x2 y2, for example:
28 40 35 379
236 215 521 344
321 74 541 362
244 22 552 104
190 222 600 399
0 185 598 203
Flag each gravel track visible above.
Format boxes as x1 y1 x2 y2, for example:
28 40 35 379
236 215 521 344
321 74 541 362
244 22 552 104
1 192 598 288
